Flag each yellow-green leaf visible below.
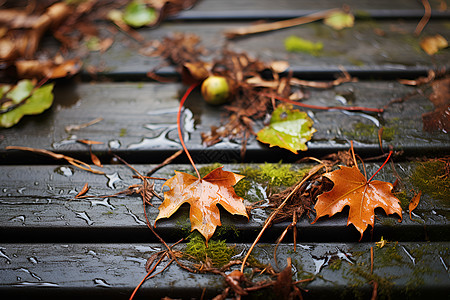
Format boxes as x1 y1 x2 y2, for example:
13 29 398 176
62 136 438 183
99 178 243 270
0 80 54 128
256 104 316 154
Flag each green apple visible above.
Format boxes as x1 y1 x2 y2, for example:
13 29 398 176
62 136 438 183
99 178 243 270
201 76 230 105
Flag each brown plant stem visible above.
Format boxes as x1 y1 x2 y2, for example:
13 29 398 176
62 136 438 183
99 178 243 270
224 8 342 39
414 0 431 36
263 93 384 113
177 84 201 179
240 164 325 273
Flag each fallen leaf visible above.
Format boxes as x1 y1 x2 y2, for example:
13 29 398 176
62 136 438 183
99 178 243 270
75 183 90 199
90 149 103 168
409 191 422 221
423 76 450 133
77 139 104 145
122 1 157 28
0 80 54 128
156 167 248 243
284 36 323 55
257 104 316 154
312 165 402 239
375 236 388 248
323 11 354 30
6 146 104 174
420 34 448 55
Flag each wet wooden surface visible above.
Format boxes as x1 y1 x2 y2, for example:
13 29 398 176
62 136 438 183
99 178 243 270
0 0 449 299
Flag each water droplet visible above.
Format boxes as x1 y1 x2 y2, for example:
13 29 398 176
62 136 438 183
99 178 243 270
340 110 380 127
75 211 94 226
335 94 347 104
14 281 59 287
0 247 11 263
2 188 7 193
311 256 329 274
144 123 177 131
125 207 146 225
18 268 42 281
9 215 25 223
17 276 22 281
28 257 38 264
127 128 180 150
108 140 121 149
87 250 97 257
401 245 415 265
93 278 111 288
439 255 448 271
52 135 77 148
134 245 161 252
54 166 74 177
89 198 116 210
105 172 122 189
17 187 26 194
34 182 39 186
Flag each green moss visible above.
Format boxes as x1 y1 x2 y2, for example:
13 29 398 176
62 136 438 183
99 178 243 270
329 259 342 271
184 233 236 267
285 36 323 56
394 190 411 210
410 160 450 204
119 128 127 137
198 163 224 177
348 264 396 300
344 122 397 143
239 162 309 188
373 242 404 268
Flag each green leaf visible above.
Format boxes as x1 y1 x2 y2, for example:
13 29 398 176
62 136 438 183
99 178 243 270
284 36 323 56
257 104 316 154
7 80 34 104
122 1 157 28
323 11 354 30
0 80 54 128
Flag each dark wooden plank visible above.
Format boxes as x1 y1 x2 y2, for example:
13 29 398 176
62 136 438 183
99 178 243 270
80 19 450 79
1 81 448 164
0 242 448 299
0 163 448 243
182 0 449 16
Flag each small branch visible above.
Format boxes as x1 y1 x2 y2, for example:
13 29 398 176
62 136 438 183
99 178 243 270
263 93 384 113
6 146 104 174
414 0 431 36
224 8 342 39
240 164 325 273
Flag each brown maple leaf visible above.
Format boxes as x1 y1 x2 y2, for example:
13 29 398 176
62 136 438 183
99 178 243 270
312 165 402 239
156 167 248 243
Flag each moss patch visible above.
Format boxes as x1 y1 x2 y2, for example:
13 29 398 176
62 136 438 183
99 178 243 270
185 233 236 267
344 122 397 143
410 159 450 204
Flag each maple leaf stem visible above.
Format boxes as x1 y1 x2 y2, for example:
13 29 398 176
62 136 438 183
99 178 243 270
263 93 384 113
367 150 393 183
178 83 201 179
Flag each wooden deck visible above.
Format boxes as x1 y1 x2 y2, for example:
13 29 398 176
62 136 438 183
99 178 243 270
0 0 449 299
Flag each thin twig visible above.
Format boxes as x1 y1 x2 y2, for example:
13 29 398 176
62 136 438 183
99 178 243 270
6 146 104 174
240 164 325 273
263 93 384 113
224 8 342 39
146 149 183 176
414 0 431 36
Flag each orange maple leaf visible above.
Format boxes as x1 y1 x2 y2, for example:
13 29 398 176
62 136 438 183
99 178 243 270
156 167 248 243
312 164 402 239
